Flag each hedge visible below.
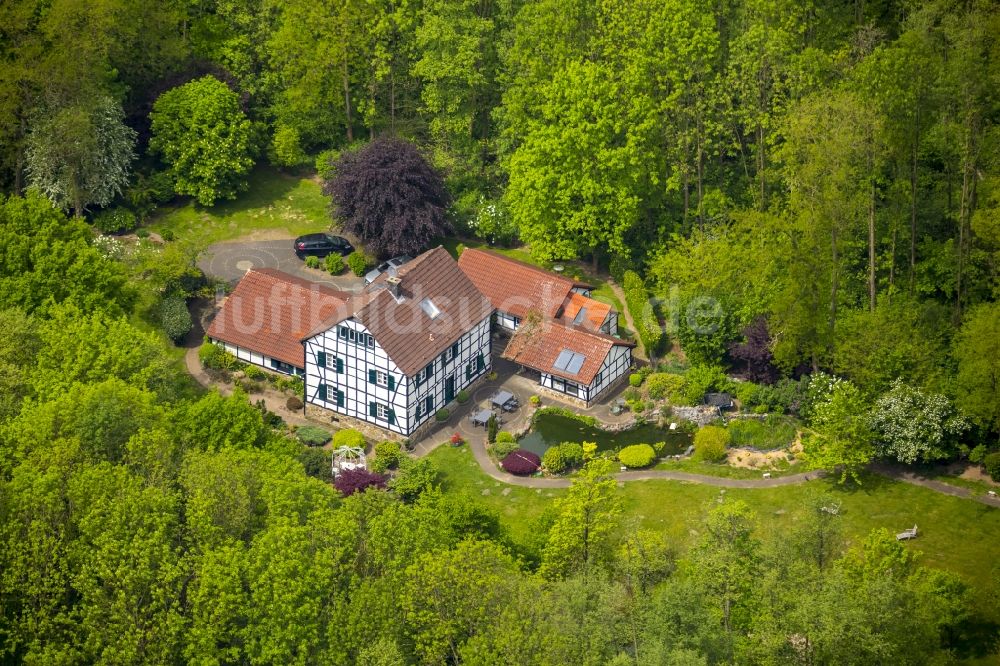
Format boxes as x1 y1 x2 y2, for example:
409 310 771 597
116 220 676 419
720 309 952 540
92 207 137 234
984 452 1000 482
159 295 192 342
622 270 663 355
501 449 541 475
618 443 656 468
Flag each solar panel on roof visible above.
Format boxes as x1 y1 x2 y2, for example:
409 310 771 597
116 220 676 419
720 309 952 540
553 349 574 371
566 354 585 374
553 349 585 375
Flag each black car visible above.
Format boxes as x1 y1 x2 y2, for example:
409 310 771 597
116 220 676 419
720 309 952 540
293 233 354 258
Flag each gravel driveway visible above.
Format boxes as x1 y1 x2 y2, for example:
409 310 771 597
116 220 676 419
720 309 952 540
197 239 365 291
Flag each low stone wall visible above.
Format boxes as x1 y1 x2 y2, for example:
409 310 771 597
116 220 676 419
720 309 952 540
671 405 722 426
303 403 407 445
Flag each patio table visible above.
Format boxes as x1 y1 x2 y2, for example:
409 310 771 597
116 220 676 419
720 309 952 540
471 409 494 427
491 390 515 409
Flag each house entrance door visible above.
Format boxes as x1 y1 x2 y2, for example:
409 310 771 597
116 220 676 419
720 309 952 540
445 375 455 403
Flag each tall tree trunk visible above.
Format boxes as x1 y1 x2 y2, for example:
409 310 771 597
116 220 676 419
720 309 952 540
342 60 354 143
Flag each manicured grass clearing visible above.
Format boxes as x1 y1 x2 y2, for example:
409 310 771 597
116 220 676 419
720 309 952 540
429 445 1000 629
148 167 330 247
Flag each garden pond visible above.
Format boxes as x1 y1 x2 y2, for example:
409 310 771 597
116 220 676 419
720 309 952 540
517 412 692 457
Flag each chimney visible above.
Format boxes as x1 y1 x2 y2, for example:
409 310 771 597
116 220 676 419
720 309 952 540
386 275 402 299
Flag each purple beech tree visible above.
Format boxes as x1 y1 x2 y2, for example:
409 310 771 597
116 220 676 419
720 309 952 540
323 137 451 258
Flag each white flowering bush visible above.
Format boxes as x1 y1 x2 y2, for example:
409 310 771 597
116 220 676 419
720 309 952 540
868 379 970 464
93 234 125 261
470 197 517 246
801 372 844 424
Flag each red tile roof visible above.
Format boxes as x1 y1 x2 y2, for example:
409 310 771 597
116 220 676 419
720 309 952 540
458 248 579 319
206 269 350 368
560 292 612 331
502 318 634 385
303 247 495 375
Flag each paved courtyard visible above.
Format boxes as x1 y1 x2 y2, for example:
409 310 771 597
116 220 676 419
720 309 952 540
197 238 365 291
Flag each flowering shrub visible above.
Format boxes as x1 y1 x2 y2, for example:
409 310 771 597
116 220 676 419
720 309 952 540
93 234 125 260
501 449 541 475
618 443 656 468
450 433 464 445
334 468 387 496
470 197 517 246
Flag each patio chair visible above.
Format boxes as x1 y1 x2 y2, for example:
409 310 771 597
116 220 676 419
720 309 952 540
895 525 918 541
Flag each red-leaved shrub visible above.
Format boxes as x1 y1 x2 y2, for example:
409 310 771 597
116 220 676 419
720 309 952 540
501 449 541 475
334 468 387 496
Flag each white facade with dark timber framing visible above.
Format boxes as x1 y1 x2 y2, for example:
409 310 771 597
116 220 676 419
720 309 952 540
459 248 634 404
302 316 491 437
301 247 495 438
539 341 632 403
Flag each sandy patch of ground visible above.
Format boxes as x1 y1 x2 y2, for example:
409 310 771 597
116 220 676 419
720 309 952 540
726 440 803 470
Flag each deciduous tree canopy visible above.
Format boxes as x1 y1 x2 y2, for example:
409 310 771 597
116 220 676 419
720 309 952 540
323 137 450 258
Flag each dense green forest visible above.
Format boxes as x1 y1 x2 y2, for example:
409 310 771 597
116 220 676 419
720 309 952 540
2 0 1000 663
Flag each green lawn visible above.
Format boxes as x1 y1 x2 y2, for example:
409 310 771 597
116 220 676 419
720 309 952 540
147 167 331 249
429 445 1000 629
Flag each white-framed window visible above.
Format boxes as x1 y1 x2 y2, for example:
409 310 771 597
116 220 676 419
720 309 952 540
366 334 375 347
376 370 389 386
376 403 391 420
466 359 477 375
